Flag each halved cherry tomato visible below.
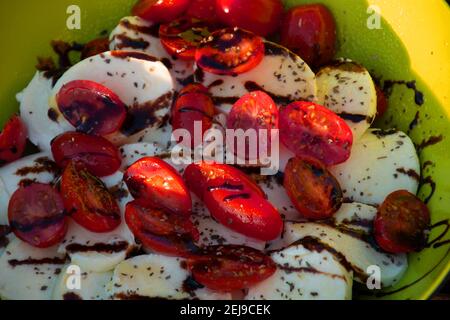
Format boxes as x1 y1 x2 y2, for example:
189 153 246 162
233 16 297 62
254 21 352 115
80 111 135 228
280 4 336 68
279 101 353 166
375 85 389 117
195 27 265 76
124 157 192 216
186 0 219 23
125 200 199 257
132 0 190 23
226 91 279 162
0 115 28 165
56 80 127 136
172 83 215 148
61 161 121 233
284 157 342 220
81 38 110 60
159 18 213 60
187 245 276 291
51 132 121 177
8 183 67 248
374 190 430 254
216 0 284 37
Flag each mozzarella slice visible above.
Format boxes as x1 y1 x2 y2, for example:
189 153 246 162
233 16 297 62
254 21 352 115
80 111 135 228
109 16 195 91
246 243 352 300
0 238 66 300
198 41 316 113
316 59 377 141
333 202 377 234
52 265 112 300
283 222 407 287
17 72 67 150
330 129 420 206
0 177 9 226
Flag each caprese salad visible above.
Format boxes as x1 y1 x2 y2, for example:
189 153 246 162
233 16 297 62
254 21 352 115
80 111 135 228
0 0 430 300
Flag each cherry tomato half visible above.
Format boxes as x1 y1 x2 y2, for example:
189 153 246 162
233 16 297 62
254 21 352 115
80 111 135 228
216 0 284 37
8 183 67 248
56 80 127 136
81 38 110 60
195 27 265 76
280 4 336 68
124 157 192 216
186 0 219 23
0 115 28 165
51 132 122 177
226 91 279 162
284 157 342 220
125 200 199 257
132 0 190 23
188 245 276 291
172 83 215 148
375 85 389 117
374 190 430 254
61 161 121 233
279 101 353 166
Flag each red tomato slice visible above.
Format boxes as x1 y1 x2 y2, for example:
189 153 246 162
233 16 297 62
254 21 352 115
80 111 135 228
186 0 219 23
61 161 121 233
195 27 265 76
172 83 215 148
8 183 67 248
279 101 353 166
280 4 336 68
160 18 214 60
375 85 389 117
216 0 284 37
124 157 192 216
188 245 276 291
56 80 127 136
51 132 121 177
284 157 343 220
125 200 199 257
374 190 430 254
132 0 190 23
0 115 28 165
81 38 110 60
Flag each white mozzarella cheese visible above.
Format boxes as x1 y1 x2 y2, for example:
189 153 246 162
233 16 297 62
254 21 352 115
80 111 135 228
330 129 420 206
119 142 168 168
316 59 377 141
198 41 316 113
0 238 66 300
333 202 377 233
283 222 408 287
0 177 10 225
52 265 112 300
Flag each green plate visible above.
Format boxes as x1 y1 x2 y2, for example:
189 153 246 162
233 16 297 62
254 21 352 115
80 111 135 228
0 0 449 300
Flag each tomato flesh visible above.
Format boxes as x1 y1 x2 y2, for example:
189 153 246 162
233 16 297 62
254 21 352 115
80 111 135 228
284 157 343 220
56 80 127 136
280 4 336 68
195 27 265 76
51 132 121 177
216 0 284 37
0 115 28 165
188 245 276 291
279 101 353 166
374 190 430 253
186 0 219 23
8 183 67 248
124 157 192 216
132 0 190 23
375 85 389 117
125 200 199 257
61 161 121 233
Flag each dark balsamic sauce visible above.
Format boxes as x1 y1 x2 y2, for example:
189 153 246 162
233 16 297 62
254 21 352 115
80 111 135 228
0 225 11 249
63 292 83 300
223 193 251 202
114 35 149 50
420 176 436 204
383 80 424 106
8 257 67 267
110 50 158 62
120 19 160 38
244 81 292 106
15 157 60 176
396 168 421 182
416 135 444 153
337 112 372 124
426 219 450 249
47 108 59 122
407 111 420 134
65 241 129 254
206 183 244 192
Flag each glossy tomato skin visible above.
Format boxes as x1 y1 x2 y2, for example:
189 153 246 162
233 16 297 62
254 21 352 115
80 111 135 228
8 183 67 248
186 0 219 23
125 200 199 257
284 157 343 220
56 80 127 136
279 101 353 166
61 161 121 233
0 115 28 165
172 84 215 148
124 157 192 216
280 4 336 68
132 0 190 23
188 245 276 291
374 190 430 254
195 27 265 76
51 132 121 177
216 0 284 37
375 85 389 117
